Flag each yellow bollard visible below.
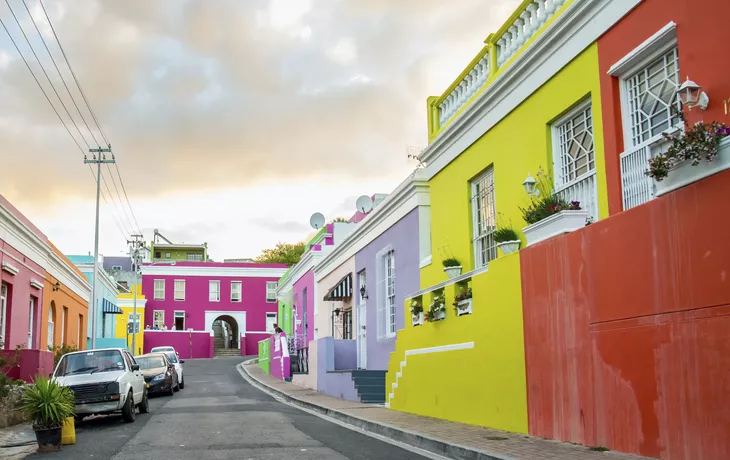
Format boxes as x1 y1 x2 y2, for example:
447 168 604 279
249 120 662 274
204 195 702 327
62 417 75 445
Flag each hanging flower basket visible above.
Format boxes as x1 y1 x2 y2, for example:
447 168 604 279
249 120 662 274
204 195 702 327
654 137 730 197
497 240 521 255
523 210 588 246
409 300 424 326
424 294 446 322
453 288 473 316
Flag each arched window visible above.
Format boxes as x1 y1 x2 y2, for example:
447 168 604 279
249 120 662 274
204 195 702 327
48 301 56 347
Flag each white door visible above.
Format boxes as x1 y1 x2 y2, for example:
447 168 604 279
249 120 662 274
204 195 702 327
28 298 35 348
357 303 367 369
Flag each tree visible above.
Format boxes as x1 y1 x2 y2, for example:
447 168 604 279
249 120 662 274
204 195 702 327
254 242 306 265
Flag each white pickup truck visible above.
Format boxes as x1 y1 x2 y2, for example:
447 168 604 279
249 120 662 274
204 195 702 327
53 348 150 423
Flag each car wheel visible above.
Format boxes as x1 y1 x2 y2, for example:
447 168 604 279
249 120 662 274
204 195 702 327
174 375 180 392
179 376 184 389
168 379 175 396
139 389 150 414
121 391 136 423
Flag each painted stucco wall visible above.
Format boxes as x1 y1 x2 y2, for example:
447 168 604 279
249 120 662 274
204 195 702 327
520 168 730 459
421 43 608 289
386 254 527 433
143 330 213 359
269 334 290 380
42 276 88 351
355 208 420 370
315 336 359 402
292 270 315 344
258 338 270 374
76 269 119 342
315 257 356 339
597 0 730 215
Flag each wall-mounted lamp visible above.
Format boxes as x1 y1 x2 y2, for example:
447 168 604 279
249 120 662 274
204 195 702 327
52 281 60 292
522 172 539 197
359 285 368 300
334 308 341 317
679 78 709 111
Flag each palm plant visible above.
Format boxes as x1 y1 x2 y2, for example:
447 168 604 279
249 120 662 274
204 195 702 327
20 375 75 429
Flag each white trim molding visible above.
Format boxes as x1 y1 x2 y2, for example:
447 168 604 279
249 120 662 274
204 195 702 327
141 264 288 278
314 169 430 282
278 247 326 295
30 279 44 290
1 262 19 275
607 21 677 77
419 0 644 180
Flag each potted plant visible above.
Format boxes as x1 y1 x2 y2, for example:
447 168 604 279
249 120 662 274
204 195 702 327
20 375 75 452
519 169 589 246
410 299 424 326
424 294 446 322
442 258 462 279
453 288 473 316
646 114 730 196
494 226 521 255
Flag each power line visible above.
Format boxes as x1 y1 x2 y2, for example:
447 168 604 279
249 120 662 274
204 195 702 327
87 164 129 242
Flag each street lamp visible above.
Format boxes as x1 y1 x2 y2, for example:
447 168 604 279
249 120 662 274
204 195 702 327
678 78 709 111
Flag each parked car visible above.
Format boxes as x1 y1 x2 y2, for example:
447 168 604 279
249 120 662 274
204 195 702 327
53 348 149 423
135 353 177 396
150 346 179 360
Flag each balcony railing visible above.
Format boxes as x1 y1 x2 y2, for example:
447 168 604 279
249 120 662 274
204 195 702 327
554 171 598 222
435 0 567 131
291 346 309 374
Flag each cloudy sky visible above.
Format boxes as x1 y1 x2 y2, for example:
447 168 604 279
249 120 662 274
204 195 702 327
0 0 518 260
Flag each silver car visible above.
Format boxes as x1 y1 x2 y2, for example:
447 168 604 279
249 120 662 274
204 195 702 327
150 346 184 389
53 348 150 423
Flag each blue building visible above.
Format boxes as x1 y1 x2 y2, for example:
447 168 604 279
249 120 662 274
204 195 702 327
66 255 125 349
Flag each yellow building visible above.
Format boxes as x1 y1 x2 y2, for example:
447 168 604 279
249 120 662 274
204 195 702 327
115 284 146 356
386 0 615 433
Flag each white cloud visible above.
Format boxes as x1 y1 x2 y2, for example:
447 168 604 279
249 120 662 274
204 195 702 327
327 37 357 64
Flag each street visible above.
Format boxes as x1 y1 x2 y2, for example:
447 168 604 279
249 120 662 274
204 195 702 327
29 358 429 460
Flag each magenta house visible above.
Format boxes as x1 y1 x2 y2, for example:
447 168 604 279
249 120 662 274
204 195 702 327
141 261 288 357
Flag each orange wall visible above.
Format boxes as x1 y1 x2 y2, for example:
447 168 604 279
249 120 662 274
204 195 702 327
520 169 730 459
41 275 88 351
598 0 730 215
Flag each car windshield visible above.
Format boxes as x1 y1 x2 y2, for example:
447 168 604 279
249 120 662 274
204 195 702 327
164 352 179 364
56 350 125 377
152 347 174 353
136 356 166 370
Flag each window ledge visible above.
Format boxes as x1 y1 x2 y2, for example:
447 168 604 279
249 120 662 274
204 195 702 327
608 21 677 77
406 265 489 300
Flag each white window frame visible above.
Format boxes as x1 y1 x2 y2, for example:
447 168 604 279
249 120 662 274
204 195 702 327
266 282 277 303
77 314 82 346
550 99 599 221
358 270 367 306
153 310 165 329
111 265 123 271
174 311 185 330
154 279 165 300
231 281 242 302
375 246 396 340
47 308 54 347
266 312 277 333
165 252 171 259
471 167 497 269
187 253 203 261
61 307 67 345
0 284 6 349
174 280 185 301
209 280 220 302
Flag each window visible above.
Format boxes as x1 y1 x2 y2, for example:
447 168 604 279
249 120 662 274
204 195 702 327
165 252 171 259
552 100 599 221
174 311 185 330
231 281 242 302
47 308 54 347
187 253 203 261
625 47 681 147
111 265 123 271
154 280 165 300
358 271 367 305
471 167 497 268
174 280 185 301
209 281 220 302
155 251 161 259
1 283 7 349
342 310 353 340
78 314 82 347
377 248 396 339
266 312 277 332
266 282 277 303
62 307 68 345
153 310 165 329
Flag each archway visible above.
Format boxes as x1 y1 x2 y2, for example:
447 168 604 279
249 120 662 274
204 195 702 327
212 315 239 350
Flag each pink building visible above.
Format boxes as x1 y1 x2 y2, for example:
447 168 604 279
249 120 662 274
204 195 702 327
140 261 288 357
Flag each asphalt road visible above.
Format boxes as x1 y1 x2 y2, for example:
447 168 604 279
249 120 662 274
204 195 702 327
31 357 429 460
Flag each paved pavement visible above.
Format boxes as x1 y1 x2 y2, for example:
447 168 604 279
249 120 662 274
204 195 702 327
243 362 652 460
21 357 431 460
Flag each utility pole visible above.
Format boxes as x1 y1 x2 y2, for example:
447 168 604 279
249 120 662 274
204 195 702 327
128 234 144 355
85 146 115 349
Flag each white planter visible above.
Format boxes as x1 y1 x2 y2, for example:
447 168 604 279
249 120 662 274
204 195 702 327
444 266 462 279
412 312 424 327
497 240 521 255
456 299 472 316
655 138 730 197
523 210 589 246
431 310 446 321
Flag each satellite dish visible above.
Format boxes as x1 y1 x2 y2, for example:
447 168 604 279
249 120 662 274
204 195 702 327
356 195 373 214
310 212 325 229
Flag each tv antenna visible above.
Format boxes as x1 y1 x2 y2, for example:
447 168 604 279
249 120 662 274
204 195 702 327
406 145 425 168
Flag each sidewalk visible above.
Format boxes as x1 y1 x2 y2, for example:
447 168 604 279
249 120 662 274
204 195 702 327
241 362 651 460
0 423 37 460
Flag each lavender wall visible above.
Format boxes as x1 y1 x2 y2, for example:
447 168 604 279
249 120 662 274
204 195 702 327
143 330 213 359
334 339 356 370
292 270 315 344
316 337 359 402
354 208 421 370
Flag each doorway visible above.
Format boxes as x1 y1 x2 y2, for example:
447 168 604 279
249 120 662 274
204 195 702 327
212 315 239 349
28 296 36 349
174 311 185 331
357 303 367 368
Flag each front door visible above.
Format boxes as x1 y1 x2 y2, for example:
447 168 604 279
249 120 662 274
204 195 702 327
357 303 367 368
28 298 35 348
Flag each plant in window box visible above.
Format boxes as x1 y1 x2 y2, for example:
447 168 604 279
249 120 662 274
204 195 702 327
519 169 589 246
410 299 424 326
494 226 521 255
645 113 730 196
453 288 473 316
442 258 462 279
424 294 446 322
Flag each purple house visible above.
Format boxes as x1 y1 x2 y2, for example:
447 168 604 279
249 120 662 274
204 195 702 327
308 169 431 403
140 261 288 357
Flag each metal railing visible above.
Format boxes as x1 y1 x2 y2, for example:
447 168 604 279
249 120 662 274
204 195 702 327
291 346 309 375
620 139 658 210
554 171 598 222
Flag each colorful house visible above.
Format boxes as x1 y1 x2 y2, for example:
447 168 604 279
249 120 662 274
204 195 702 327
1 194 90 382
115 284 146 356
141 261 287 358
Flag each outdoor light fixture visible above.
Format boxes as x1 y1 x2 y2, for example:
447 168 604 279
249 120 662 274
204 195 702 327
679 77 709 111
359 285 368 299
334 308 341 317
53 281 60 292
522 172 539 197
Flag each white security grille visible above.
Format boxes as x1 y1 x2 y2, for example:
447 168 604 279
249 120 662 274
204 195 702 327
620 138 657 210
385 250 396 337
626 47 681 146
471 168 497 268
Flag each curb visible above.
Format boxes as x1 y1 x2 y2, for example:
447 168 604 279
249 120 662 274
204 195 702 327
239 361 512 460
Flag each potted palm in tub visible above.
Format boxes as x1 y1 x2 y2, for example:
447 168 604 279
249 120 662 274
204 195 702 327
21 375 75 452
442 258 462 279
495 226 521 255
